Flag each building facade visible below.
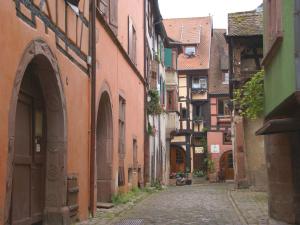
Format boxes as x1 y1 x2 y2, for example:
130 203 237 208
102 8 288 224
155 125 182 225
207 29 232 182
92 0 145 211
144 0 169 185
0 0 146 224
0 1 91 224
226 7 268 191
257 0 300 223
164 17 213 175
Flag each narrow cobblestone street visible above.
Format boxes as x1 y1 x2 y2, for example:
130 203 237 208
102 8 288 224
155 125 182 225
81 183 268 225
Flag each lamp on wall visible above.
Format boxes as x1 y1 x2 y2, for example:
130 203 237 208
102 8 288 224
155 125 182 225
66 0 80 7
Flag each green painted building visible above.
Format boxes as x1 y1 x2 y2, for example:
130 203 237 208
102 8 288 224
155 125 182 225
263 0 296 117
257 1 300 224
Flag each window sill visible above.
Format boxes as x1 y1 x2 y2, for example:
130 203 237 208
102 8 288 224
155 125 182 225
262 34 283 67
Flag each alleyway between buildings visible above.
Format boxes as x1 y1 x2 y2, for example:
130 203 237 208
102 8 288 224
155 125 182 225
80 183 268 225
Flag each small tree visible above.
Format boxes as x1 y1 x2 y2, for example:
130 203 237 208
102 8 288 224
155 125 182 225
234 70 265 119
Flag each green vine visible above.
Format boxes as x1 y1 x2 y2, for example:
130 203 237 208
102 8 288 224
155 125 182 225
147 89 163 115
234 70 265 119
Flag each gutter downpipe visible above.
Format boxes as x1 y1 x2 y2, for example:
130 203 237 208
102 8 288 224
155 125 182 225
143 0 149 186
89 0 96 216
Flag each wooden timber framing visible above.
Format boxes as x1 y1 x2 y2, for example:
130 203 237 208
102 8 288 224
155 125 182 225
14 0 89 74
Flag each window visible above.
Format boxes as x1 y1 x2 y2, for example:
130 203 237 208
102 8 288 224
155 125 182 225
181 108 187 119
194 105 202 120
119 97 126 157
266 0 282 50
159 76 165 105
192 77 207 89
118 96 125 187
223 131 232 145
218 98 230 116
147 0 153 37
118 163 125 186
128 17 137 64
167 90 177 111
133 139 138 169
172 50 177 70
176 149 183 164
185 46 196 56
97 0 118 31
222 72 229 85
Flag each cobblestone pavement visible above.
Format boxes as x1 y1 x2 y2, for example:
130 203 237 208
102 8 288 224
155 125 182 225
114 183 246 225
230 189 269 225
80 183 270 225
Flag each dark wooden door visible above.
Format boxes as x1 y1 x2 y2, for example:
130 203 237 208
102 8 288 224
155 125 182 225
11 74 45 225
220 151 234 180
97 94 113 203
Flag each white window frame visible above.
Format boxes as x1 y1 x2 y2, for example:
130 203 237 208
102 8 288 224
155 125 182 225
185 46 196 56
222 72 229 85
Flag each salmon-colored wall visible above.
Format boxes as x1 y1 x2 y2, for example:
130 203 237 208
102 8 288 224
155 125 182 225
207 132 232 180
95 0 145 196
118 0 144 76
0 1 90 222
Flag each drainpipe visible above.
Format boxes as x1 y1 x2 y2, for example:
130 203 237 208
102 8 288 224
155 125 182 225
143 0 150 186
89 0 96 216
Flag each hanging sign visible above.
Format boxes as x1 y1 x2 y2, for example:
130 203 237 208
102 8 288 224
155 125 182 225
195 147 204 154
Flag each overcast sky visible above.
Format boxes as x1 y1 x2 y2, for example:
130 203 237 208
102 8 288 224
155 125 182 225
158 0 263 29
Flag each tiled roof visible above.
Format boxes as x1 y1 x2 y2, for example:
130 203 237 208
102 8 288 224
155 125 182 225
228 10 263 36
209 29 229 95
163 17 212 71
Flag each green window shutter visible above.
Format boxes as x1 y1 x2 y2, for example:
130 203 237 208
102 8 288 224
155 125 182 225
164 48 172 68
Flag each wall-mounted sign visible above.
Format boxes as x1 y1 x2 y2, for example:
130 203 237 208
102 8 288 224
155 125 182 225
195 147 204 154
210 145 220 154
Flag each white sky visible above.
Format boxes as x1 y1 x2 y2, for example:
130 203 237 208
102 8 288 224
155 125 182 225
158 0 263 29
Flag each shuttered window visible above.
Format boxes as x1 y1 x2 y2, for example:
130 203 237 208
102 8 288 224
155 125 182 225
118 96 125 186
97 0 118 33
128 16 137 64
118 96 126 157
133 139 138 169
167 90 177 111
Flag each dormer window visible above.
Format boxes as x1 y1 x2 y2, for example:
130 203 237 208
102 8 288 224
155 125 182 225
184 46 196 57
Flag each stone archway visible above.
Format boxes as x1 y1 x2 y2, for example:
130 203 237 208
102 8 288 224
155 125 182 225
96 91 113 203
5 39 68 225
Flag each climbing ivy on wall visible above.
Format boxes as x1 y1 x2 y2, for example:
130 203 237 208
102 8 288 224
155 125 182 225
147 89 163 115
234 70 265 119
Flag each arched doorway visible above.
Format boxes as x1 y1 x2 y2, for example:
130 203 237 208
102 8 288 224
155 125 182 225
96 91 113 203
219 150 234 180
170 146 186 173
6 40 68 225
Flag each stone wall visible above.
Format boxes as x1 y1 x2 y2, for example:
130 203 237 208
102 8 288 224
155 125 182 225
244 118 268 191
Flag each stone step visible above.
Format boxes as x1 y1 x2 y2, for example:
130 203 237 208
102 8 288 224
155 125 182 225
97 202 114 209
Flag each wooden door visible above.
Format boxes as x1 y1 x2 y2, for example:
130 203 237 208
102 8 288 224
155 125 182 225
220 151 234 180
11 74 45 225
97 93 113 203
